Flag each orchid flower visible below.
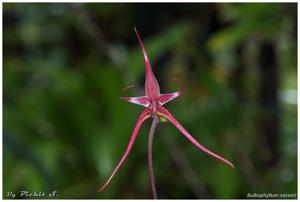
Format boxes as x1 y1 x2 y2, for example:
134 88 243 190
97 27 234 197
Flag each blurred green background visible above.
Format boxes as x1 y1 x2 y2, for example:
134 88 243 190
3 3 297 199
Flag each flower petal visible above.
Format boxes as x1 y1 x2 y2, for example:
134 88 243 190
97 109 151 192
158 92 182 106
121 96 150 107
158 77 184 105
157 106 235 168
134 27 160 99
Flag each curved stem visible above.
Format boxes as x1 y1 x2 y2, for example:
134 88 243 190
148 115 159 199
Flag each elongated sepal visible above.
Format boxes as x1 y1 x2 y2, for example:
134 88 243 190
157 106 235 168
97 109 151 192
134 27 160 99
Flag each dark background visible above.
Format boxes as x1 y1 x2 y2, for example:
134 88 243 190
3 3 297 199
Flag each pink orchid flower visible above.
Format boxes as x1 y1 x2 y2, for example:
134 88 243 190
97 27 234 193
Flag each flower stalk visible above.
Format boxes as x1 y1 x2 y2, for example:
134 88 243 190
148 115 159 199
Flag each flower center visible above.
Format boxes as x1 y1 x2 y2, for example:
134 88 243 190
150 100 158 116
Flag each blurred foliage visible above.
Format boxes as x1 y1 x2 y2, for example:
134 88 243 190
3 3 297 199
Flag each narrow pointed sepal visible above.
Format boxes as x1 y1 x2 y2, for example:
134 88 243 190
157 106 235 168
121 96 150 107
134 27 150 68
134 27 160 99
97 109 151 192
